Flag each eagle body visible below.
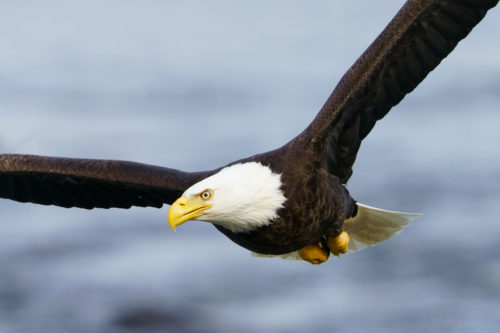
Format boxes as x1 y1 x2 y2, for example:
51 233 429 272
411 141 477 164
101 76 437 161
0 0 498 263
216 152 356 255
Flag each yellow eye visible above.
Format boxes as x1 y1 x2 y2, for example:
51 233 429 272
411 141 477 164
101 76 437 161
200 190 212 200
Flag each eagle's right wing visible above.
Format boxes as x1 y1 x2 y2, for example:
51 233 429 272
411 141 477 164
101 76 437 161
0 154 216 209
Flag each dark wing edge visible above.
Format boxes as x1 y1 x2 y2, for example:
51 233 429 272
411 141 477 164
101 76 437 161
0 154 216 209
293 0 498 183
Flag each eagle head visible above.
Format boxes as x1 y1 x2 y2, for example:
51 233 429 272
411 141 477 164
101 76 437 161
168 162 286 233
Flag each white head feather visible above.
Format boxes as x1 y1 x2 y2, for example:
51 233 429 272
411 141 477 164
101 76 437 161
182 162 286 233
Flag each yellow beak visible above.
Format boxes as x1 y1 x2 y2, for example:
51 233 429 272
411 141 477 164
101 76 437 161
168 196 212 231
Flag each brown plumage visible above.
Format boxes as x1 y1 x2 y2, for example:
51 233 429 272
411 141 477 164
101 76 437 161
1 0 498 257
217 152 352 254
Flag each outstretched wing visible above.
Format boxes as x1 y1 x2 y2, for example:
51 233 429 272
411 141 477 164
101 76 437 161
295 0 498 183
0 154 216 209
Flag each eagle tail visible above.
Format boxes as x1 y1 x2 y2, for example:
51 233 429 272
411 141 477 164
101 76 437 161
252 203 421 261
343 203 421 252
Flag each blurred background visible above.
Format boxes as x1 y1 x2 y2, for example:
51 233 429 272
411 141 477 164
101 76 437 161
1 1 499 332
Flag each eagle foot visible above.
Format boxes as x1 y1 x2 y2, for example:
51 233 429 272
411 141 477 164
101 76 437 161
327 231 350 256
298 244 329 265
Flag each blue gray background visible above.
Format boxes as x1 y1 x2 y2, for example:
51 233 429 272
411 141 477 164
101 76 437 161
1 1 499 332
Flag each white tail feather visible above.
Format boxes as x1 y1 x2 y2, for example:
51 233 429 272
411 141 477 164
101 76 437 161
344 203 421 252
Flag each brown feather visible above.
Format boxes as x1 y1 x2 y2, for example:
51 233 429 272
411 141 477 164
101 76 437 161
286 0 498 183
0 154 216 209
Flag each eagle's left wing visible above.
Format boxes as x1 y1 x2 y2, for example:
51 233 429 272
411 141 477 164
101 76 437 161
292 0 498 183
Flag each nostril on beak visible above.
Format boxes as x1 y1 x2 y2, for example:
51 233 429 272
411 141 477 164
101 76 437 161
179 203 186 207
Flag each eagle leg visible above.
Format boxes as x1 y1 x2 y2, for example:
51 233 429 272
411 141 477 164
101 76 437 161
327 231 350 256
298 243 329 265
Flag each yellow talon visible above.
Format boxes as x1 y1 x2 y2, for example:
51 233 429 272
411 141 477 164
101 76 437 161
298 244 329 265
328 231 350 256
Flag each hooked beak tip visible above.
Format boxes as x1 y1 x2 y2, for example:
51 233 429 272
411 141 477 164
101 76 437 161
168 196 212 232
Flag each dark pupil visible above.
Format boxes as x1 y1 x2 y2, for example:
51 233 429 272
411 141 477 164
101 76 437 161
203 192 209 198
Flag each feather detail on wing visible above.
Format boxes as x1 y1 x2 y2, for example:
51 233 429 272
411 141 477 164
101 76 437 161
288 0 498 183
0 154 216 209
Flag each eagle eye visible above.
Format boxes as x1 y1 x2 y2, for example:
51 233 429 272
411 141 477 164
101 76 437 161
200 190 212 200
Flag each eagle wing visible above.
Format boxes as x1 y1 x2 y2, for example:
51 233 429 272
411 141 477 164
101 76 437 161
295 0 498 183
0 154 216 209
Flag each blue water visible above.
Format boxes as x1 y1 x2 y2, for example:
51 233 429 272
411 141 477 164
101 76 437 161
1 1 500 332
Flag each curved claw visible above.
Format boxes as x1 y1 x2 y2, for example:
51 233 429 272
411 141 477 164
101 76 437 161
328 231 350 256
298 244 329 265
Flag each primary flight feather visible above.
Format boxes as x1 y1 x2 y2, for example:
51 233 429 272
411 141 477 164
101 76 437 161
1 0 498 264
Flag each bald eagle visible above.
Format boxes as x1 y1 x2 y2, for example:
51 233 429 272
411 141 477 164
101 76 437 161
0 0 498 264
